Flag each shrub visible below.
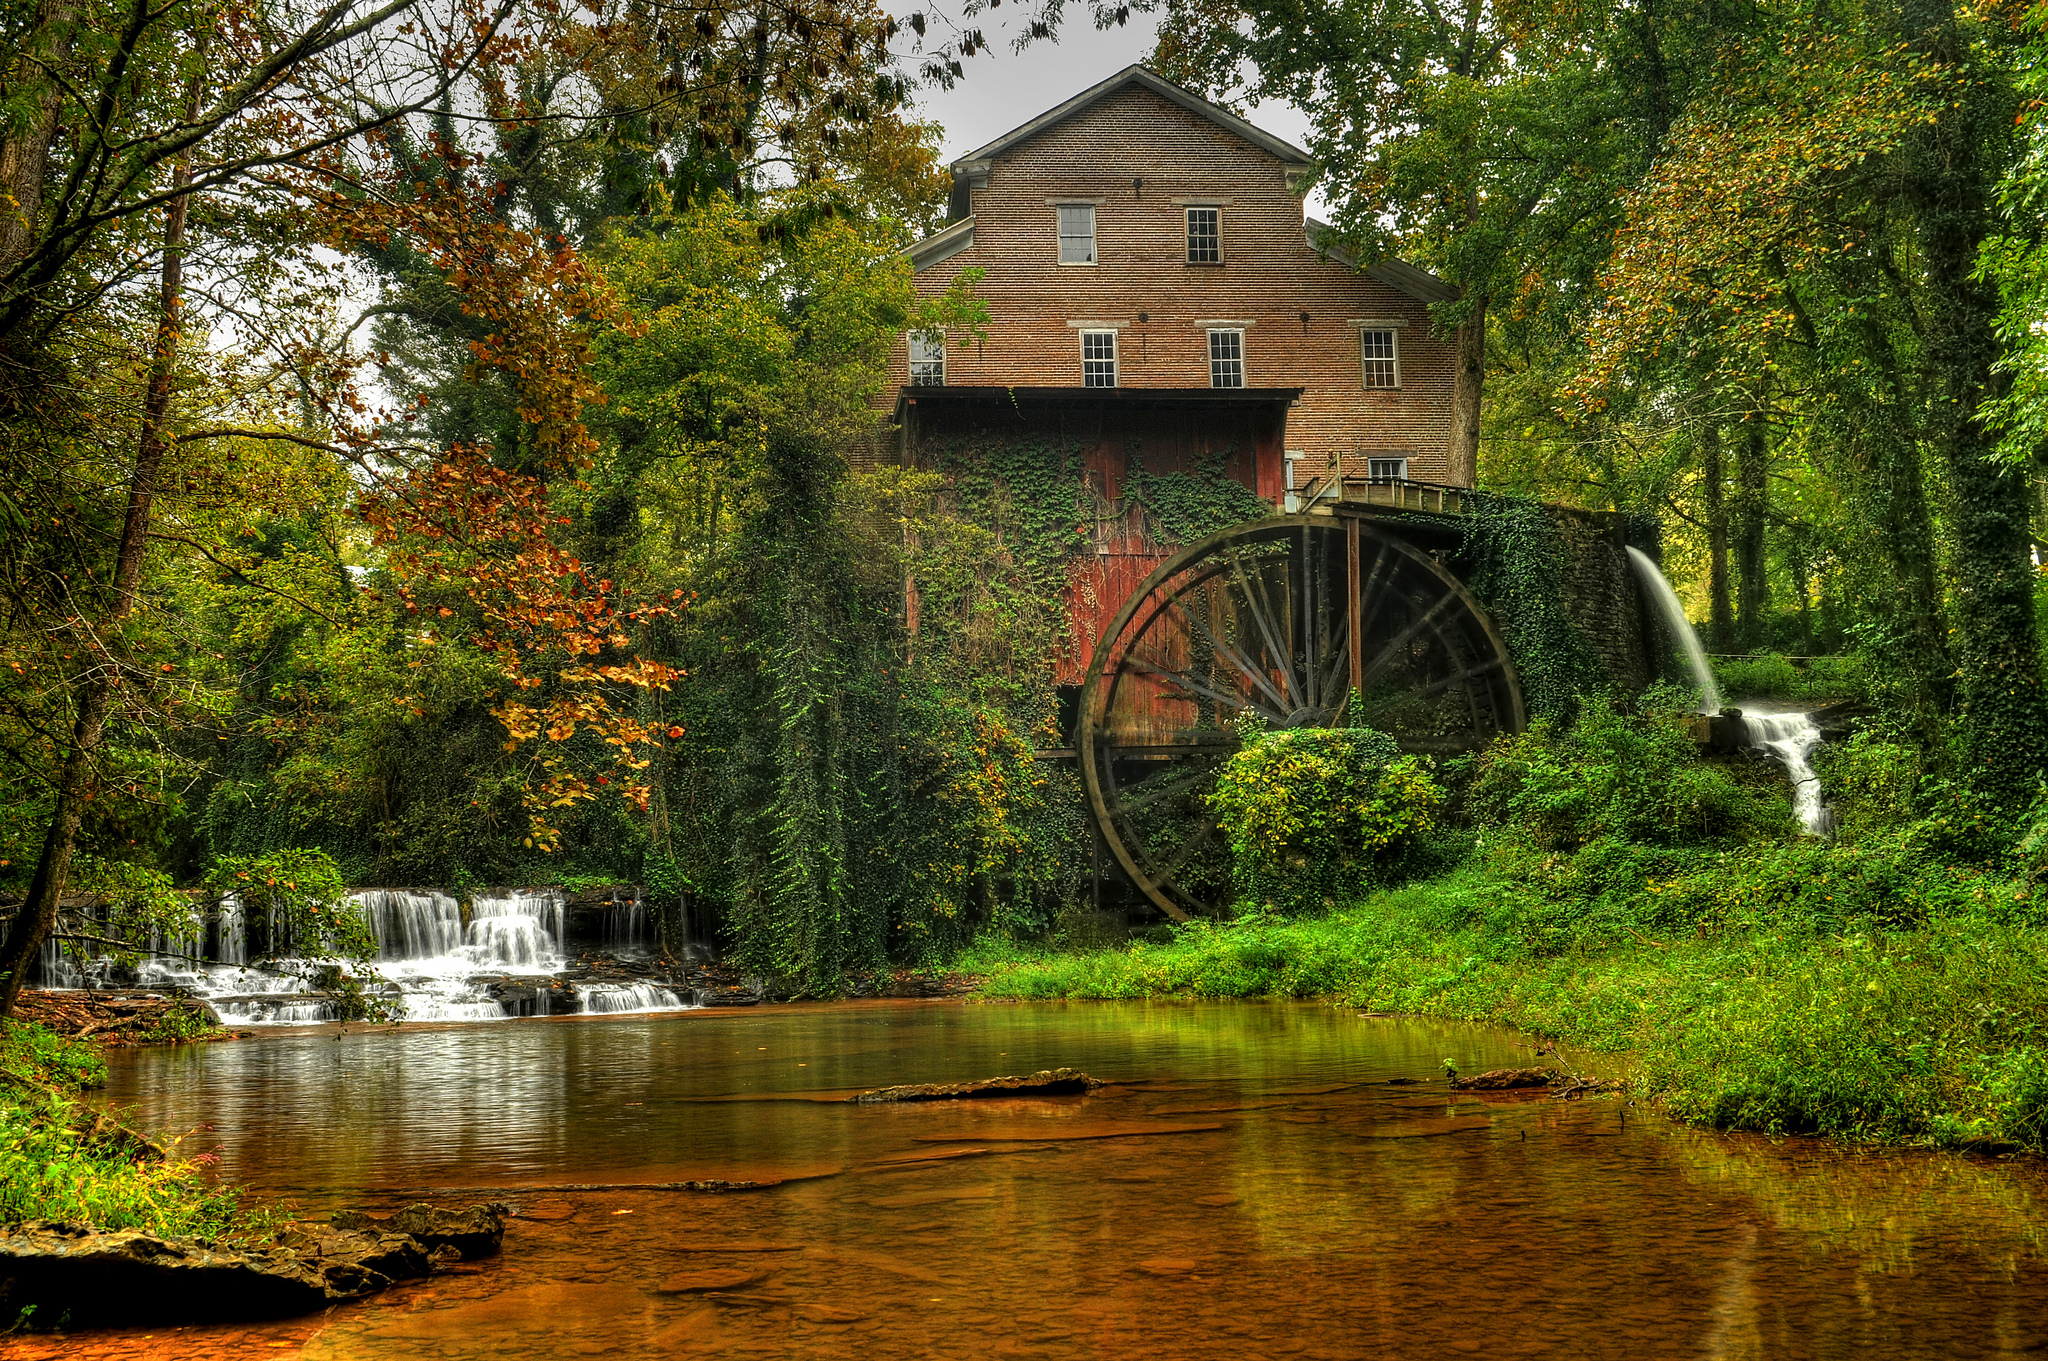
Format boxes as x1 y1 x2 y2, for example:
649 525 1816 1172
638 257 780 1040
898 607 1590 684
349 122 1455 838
1470 699 1792 850
1207 725 1441 913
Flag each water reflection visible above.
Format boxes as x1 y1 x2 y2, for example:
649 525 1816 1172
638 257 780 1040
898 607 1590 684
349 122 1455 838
30 1000 2048 1360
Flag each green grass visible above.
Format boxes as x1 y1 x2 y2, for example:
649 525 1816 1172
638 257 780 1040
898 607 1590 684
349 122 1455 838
965 843 2048 1150
0 1021 268 1240
1711 652 1868 705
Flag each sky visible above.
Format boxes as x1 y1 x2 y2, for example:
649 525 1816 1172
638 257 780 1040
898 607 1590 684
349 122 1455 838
897 10 1328 216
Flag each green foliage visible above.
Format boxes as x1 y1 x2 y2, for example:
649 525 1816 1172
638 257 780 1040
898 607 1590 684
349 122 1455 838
1469 696 1793 850
1459 494 1603 724
1208 726 1441 912
1712 653 1869 705
1122 449 1273 546
1815 731 1924 840
0 1023 262 1240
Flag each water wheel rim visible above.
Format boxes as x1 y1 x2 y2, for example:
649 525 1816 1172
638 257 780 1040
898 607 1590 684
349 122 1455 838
1078 514 1525 921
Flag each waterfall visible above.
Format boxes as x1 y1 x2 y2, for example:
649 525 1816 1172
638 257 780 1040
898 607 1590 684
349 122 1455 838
32 881 691 1025
1741 708 1832 836
354 889 462 960
1626 547 1723 713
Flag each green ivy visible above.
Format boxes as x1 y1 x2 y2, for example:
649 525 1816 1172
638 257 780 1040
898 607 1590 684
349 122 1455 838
1459 491 1605 724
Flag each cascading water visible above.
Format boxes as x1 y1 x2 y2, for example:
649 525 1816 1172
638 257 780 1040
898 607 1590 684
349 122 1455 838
1626 547 1723 714
38 885 689 1025
1624 548 1831 836
1740 708 1832 837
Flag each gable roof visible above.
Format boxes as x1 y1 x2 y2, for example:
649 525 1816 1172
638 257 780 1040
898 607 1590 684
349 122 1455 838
950 65 1315 182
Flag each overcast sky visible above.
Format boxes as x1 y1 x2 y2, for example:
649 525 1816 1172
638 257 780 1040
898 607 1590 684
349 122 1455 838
899 12 1328 216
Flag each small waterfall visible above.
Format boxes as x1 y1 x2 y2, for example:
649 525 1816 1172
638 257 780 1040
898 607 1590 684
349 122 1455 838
354 889 463 960
579 982 686 1014
31 881 691 1025
604 888 650 951
1741 708 1832 836
1627 547 1723 713
466 890 564 969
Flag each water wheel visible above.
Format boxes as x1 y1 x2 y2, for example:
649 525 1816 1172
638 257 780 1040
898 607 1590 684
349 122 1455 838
1077 515 1525 920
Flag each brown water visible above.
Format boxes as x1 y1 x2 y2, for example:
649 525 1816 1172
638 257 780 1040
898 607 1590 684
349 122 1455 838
15 999 2048 1359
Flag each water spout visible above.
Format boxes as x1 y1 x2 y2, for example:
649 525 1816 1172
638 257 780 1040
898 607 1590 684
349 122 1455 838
1627 547 1723 713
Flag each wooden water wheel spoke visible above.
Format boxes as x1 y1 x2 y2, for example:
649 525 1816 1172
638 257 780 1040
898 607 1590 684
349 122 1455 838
1408 654 1506 703
1177 593 1293 714
1126 653 1285 722
1224 552 1302 705
1356 586 1464 691
1153 820 1222 880
1112 762 1224 815
1081 515 1524 921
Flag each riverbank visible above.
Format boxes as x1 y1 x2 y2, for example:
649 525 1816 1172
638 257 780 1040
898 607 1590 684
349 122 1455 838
0 1022 259 1240
967 849 2048 1153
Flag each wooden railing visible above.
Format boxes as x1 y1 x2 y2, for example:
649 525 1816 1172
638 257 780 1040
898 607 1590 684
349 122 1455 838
1289 475 1469 516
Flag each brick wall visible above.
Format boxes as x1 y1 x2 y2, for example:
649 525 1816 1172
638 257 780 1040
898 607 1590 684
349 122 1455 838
887 85 1462 486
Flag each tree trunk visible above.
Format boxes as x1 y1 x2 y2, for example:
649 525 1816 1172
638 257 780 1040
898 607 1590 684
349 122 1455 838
1734 406 1768 651
1701 417 1733 651
1901 2 2048 802
0 0 79 281
1447 294 1486 488
0 80 195 1018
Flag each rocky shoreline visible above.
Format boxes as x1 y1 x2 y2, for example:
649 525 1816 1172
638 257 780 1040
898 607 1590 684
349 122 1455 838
0 1203 506 1329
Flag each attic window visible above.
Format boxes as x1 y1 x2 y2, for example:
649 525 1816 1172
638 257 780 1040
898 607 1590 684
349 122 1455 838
1058 205 1097 264
1187 207 1220 263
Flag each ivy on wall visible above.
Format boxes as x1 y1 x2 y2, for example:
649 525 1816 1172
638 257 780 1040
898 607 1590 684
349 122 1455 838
1460 491 1607 725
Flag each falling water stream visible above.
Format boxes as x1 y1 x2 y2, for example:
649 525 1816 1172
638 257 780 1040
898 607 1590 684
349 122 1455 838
1627 547 1832 835
22 1001 2048 1360
1626 546 1723 713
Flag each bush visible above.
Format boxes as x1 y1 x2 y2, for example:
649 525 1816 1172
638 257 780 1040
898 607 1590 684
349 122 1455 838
1207 725 1441 913
1469 698 1792 850
1815 731 1922 841
1712 653 1868 705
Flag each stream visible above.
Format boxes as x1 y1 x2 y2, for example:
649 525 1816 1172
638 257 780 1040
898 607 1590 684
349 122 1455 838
24 1000 2048 1359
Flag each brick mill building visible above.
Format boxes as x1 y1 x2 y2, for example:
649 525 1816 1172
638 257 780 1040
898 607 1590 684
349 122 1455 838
886 65 1470 683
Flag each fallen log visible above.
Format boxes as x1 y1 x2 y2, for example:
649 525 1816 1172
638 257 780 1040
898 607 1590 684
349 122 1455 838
850 1068 1104 1105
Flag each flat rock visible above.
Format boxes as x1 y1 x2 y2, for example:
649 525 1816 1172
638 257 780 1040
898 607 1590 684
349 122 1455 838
0 1219 437 1327
850 1068 1103 1104
1449 1067 1559 1091
330 1202 506 1259
655 1267 769 1293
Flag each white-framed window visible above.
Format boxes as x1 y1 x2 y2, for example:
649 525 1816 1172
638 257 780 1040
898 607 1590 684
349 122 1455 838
1208 329 1244 388
1367 456 1409 482
1186 207 1221 263
1058 205 1097 264
1361 328 1400 388
1081 329 1118 387
908 329 945 386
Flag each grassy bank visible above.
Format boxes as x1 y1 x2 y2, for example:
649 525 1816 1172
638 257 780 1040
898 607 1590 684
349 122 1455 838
0 1021 258 1238
968 841 2048 1152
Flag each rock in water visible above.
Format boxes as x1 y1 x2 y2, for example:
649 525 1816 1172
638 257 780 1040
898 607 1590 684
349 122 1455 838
1448 1067 1559 1091
330 1202 507 1259
849 1068 1104 1104
0 1220 435 1327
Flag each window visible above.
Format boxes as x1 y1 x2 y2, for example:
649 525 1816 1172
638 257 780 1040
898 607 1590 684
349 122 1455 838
1208 329 1244 388
1361 328 1400 388
1367 456 1409 482
1058 205 1096 264
908 330 945 387
1081 330 1117 387
1187 207 1220 263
